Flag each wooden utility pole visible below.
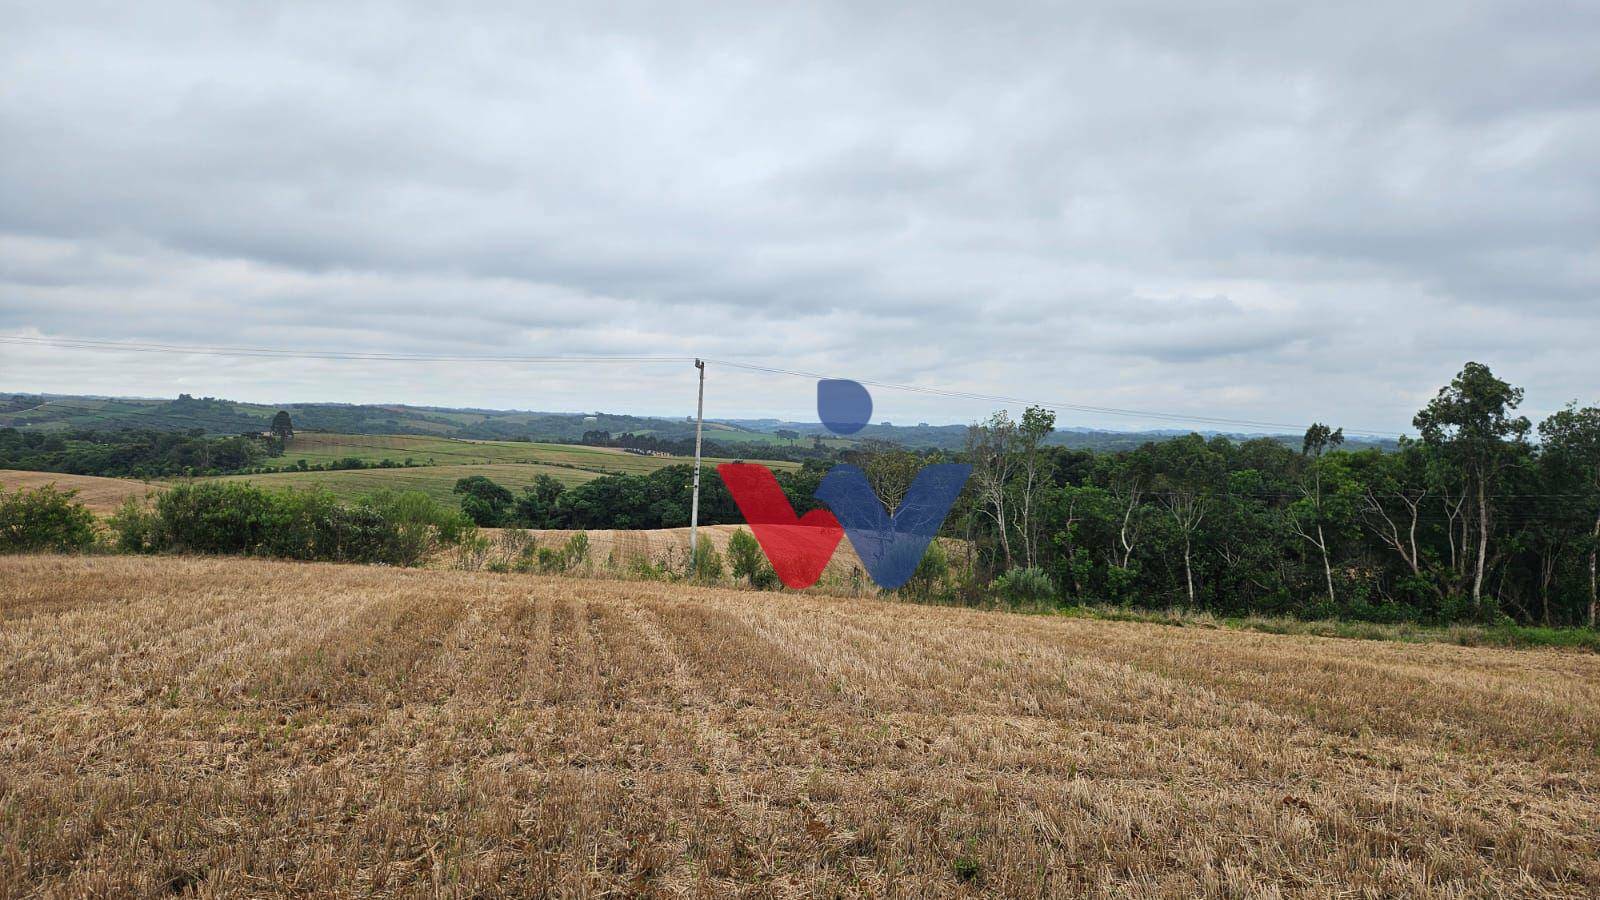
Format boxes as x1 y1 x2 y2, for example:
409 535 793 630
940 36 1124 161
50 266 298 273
689 359 706 569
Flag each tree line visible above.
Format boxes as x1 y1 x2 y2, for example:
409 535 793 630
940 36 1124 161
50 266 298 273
452 362 1598 627
0 427 282 478
952 362 1598 627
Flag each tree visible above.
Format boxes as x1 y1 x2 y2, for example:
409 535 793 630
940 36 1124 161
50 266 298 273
270 411 294 445
963 406 1056 573
512 474 566 528
1290 423 1347 605
1302 422 1343 457
1014 406 1056 570
967 412 1021 569
1540 403 1600 626
1358 441 1431 585
453 475 514 526
1413 363 1531 614
1149 435 1220 607
775 429 800 446
846 440 921 512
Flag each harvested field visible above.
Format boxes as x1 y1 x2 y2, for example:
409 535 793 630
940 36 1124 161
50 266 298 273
0 469 161 514
1 555 1597 896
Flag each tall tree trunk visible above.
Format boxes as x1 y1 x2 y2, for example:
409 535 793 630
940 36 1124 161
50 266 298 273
1117 489 1140 568
1183 535 1195 607
1317 523 1335 605
1590 510 1598 628
1474 476 1489 611
995 505 1012 571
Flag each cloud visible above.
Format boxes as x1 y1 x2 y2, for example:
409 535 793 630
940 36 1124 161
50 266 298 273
1 0 1596 432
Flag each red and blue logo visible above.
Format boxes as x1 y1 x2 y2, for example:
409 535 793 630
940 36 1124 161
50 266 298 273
718 380 971 589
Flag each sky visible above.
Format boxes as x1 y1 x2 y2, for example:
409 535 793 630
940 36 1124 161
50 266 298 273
2 1 1597 436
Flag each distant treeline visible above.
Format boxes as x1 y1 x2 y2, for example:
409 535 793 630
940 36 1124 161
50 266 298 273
0 428 280 478
576 429 825 462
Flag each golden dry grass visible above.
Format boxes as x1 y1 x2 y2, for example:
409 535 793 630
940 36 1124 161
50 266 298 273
0 470 162 514
1 555 1597 897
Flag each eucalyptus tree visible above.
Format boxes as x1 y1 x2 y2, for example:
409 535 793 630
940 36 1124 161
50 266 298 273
1413 363 1531 613
1539 403 1600 626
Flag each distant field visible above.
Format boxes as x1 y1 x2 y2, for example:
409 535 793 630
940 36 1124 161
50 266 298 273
0 431 799 512
3 555 1596 895
216 432 796 502
217 462 600 503
263 432 797 475
0 468 159 513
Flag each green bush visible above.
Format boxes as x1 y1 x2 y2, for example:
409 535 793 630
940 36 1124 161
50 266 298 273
900 541 949 600
0 484 97 553
110 482 457 566
363 489 473 544
692 534 724 582
110 497 161 553
153 482 274 555
728 529 764 584
564 532 590 569
992 566 1055 605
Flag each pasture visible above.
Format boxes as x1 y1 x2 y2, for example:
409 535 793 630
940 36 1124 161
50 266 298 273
257 432 798 475
213 432 801 503
218 462 599 504
1 555 1595 896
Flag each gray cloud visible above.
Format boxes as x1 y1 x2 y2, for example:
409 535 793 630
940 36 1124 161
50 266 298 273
2 0 1597 432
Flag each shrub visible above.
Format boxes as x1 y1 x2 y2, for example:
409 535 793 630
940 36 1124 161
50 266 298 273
692 534 724 582
728 529 764 584
110 497 161 553
564 532 590 569
154 482 274 555
0 484 97 553
900 541 949 600
363 489 473 544
116 482 455 567
992 566 1055 605
455 531 491 570
750 564 781 590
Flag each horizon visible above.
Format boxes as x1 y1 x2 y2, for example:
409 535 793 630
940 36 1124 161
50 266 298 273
6 381 1413 443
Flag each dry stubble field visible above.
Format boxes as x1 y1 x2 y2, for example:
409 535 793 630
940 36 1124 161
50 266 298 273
1 555 1597 897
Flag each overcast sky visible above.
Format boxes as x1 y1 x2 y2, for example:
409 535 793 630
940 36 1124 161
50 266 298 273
2 1 1596 434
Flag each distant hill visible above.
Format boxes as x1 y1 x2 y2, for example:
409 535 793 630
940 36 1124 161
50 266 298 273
0 391 1398 452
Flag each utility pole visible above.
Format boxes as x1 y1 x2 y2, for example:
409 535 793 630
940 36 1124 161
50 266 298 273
688 358 706 570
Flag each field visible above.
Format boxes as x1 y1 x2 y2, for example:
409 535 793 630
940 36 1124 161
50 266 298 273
0 469 160 514
2 556 1597 896
217 463 600 504
257 433 797 475
211 432 798 501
